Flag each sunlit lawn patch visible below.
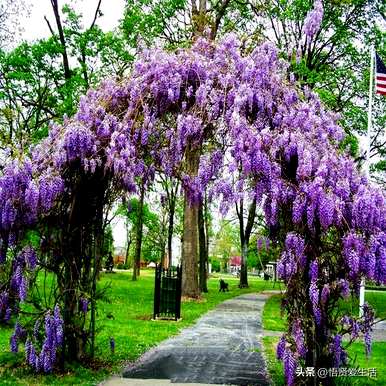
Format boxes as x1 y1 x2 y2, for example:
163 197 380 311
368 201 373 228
263 290 386 332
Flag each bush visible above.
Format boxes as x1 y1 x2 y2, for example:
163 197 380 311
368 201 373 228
210 258 221 273
116 263 129 270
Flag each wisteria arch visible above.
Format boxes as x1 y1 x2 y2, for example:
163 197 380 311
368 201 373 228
0 34 385 384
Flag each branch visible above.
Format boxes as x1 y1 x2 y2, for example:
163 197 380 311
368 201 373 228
90 0 102 31
245 197 257 243
50 0 71 80
192 0 197 15
44 16 55 36
199 0 206 14
211 0 231 39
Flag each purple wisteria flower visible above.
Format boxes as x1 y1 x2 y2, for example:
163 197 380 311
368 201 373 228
321 284 330 304
0 291 10 322
110 337 115 354
318 193 335 230
361 303 374 357
277 233 306 281
24 246 37 270
80 298 89 313
10 334 18 353
309 260 318 281
27 342 37 367
4 308 11 322
33 319 40 339
292 319 307 358
54 305 64 346
23 305 64 373
341 316 360 339
330 334 344 367
276 335 286 360
19 275 28 302
338 279 350 299
11 265 22 290
283 347 297 386
342 232 364 279
309 281 321 325
303 1 324 39
25 339 32 362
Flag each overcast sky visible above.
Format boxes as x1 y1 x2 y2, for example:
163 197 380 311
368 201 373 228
18 0 125 44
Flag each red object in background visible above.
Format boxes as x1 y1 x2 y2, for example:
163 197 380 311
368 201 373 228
375 52 386 96
229 255 241 266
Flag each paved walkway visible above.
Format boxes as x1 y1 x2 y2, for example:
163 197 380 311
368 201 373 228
101 293 270 386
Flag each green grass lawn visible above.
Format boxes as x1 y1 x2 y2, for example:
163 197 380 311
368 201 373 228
0 270 273 385
263 290 386 332
262 293 286 331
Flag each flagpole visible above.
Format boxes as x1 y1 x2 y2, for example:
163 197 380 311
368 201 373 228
360 45 374 317
366 46 374 172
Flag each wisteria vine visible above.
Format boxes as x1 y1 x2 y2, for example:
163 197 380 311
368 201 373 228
0 16 384 384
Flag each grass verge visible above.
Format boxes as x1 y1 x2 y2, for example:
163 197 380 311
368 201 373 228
263 291 386 332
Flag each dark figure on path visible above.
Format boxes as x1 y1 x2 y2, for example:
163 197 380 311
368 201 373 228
219 279 229 292
263 270 272 281
105 252 114 272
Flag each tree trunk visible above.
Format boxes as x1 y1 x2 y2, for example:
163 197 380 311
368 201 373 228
204 194 210 278
198 201 208 293
181 146 200 298
125 218 131 265
50 0 71 81
161 249 168 268
61 191 83 361
132 183 145 281
90 218 103 358
167 201 175 268
165 178 179 268
236 197 257 288
125 238 131 266
61 168 107 361
239 241 248 288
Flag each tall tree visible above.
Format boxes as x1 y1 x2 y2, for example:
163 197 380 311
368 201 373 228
46 0 72 81
235 197 256 288
132 180 145 280
159 174 180 267
181 145 200 297
213 220 240 271
122 0 236 297
198 201 208 292
244 0 386 184
0 1 132 155
116 195 167 270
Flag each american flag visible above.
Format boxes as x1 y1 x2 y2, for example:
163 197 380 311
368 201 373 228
376 53 386 96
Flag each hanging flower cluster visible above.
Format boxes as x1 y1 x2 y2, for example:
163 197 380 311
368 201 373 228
303 1 324 39
24 305 64 373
